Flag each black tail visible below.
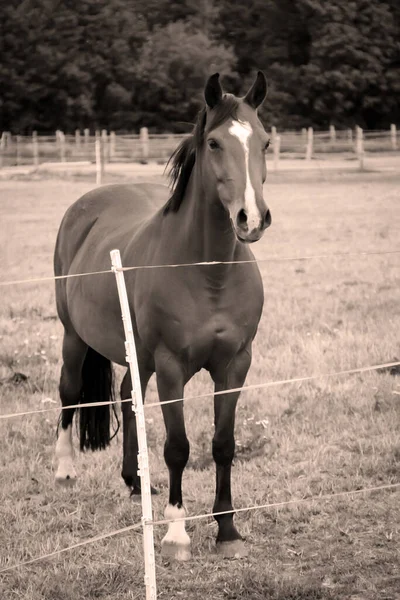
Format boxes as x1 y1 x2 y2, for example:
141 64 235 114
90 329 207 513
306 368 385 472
79 347 117 452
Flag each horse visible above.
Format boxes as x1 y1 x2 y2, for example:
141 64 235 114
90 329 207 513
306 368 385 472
54 71 271 560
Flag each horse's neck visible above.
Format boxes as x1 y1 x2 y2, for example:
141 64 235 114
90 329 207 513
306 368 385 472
179 167 237 264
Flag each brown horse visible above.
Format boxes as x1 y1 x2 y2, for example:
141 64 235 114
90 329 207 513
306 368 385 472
54 71 271 560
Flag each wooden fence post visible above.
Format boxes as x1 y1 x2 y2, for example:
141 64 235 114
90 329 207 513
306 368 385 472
60 131 66 162
110 131 116 161
305 127 313 160
390 124 397 151
56 130 66 162
75 129 81 150
329 125 336 142
0 132 6 168
16 135 21 166
95 139 104 184
32 131 39 166
84 129 90 160
271 126 277 149
273 134 281 171
356 126 364 170
101 129 108 163
140 127 149 161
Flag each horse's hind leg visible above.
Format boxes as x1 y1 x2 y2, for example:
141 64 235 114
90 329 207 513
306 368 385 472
120 351 157 495
55 329 87 485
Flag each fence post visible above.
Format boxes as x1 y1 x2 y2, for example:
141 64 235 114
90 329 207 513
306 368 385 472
95 139 104 185
271 126 277 146
356 126 364 170
16 135 21 166
110 249 157 600
75 129 81 150
390 124 397 151
273 134 280 171
305 127 313 160
329 125 336 143
32 131 39 166
140 127 149 161
101 129 109 163
0 132 6 168
83 129 90 160
110 131 116 161
56 130 66 163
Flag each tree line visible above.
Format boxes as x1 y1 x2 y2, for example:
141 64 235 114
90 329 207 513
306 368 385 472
1 0 399 133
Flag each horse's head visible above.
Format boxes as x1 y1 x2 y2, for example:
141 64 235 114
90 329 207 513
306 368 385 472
203 72 271 243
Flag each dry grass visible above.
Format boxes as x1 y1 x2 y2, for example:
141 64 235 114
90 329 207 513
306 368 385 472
0 170 399 599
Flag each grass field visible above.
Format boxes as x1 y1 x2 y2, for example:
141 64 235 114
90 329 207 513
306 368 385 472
0 169 399 599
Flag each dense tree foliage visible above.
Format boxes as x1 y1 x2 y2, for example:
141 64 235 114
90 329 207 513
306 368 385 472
1 0 399 132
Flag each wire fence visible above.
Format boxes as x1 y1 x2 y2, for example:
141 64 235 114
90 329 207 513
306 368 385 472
1 249 399 287
1 482 399 575
1 360 399 421
1 243 399 595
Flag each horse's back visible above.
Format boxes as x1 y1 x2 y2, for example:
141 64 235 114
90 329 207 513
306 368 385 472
55 183 168 275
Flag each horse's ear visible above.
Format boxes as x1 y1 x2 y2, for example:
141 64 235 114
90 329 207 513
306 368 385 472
244 71 268 110
205 73 223 109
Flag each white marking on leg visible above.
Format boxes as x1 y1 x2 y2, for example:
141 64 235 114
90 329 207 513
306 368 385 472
55 424 76 482
228 120 260 231
161 504 191 560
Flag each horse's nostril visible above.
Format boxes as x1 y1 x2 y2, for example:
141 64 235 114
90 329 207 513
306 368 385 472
237 209 248 229
264 209 272 229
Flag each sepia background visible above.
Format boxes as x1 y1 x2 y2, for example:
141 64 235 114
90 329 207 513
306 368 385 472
1 1 399 599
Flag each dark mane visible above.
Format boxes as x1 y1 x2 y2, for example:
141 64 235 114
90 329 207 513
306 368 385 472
163 94 240 214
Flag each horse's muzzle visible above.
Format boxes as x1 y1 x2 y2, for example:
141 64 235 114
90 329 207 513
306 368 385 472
234 207 271 243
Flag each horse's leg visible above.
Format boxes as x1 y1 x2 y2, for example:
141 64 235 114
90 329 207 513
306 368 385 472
55 329 88 484
156 349 190 561
120 364 157 495
210 348 252 558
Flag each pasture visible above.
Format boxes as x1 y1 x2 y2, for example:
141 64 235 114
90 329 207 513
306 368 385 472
0 169 399 599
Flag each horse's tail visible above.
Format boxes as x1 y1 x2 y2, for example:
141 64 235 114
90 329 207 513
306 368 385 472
79 347 118 452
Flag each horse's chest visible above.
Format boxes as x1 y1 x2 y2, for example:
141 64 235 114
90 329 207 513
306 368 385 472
136 268 263 369
157 298 259 370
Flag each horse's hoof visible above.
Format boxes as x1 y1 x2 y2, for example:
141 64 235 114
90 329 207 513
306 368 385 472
161 540 191 561
130 484 159 496
216 539 248 559
55 473 76 487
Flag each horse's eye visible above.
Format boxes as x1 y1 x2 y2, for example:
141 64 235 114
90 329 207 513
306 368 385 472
208 139 220 151
263 140 270 152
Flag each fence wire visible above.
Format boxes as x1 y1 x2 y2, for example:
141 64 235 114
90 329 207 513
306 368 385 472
1 240 399 582
0 249 399 287
1 482 398 575
1 361 399 421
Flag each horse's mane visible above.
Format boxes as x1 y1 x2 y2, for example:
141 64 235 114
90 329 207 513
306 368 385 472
163 94 240 214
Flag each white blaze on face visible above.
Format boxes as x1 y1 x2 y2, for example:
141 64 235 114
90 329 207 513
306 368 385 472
228 120 260 231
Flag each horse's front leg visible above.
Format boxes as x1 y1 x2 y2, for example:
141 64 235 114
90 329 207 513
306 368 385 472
210 348 252 558
156 347 191 561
